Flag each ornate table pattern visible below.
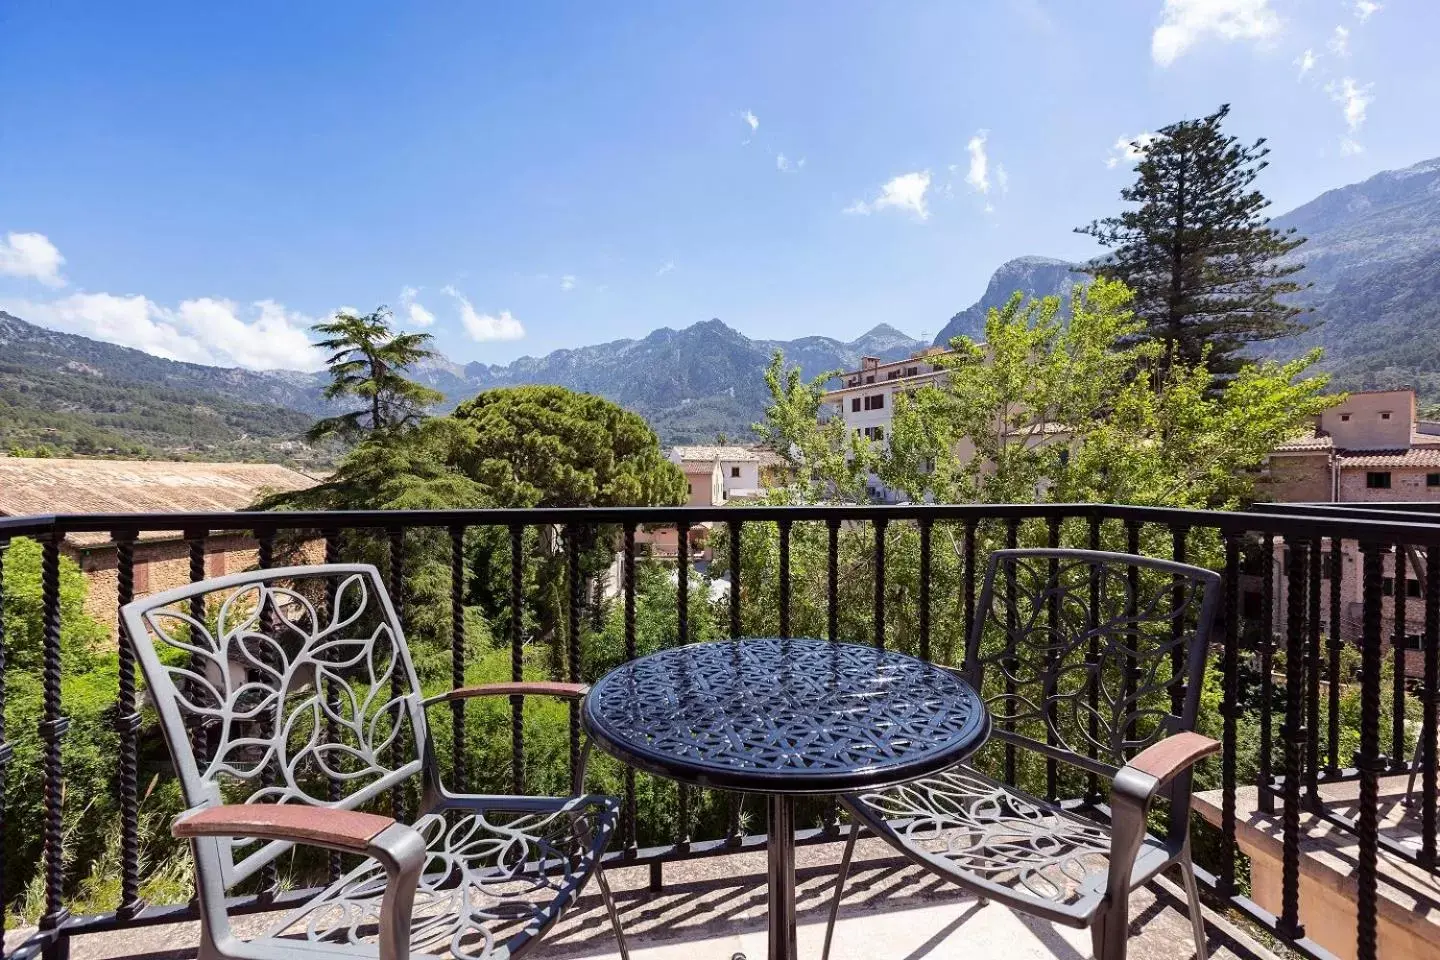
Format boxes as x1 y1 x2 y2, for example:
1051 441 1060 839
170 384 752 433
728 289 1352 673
583 638 990 959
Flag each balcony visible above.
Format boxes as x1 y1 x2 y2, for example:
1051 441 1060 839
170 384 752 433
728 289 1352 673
2 501 1439 960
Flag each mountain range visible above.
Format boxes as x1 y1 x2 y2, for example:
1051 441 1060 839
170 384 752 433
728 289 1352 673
4 154 1440 456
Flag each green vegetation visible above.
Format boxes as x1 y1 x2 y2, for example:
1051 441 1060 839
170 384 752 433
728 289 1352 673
1078 104 1310 378
0 362 331 464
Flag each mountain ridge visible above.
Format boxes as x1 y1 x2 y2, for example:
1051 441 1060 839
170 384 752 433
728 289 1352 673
7 152 1440 447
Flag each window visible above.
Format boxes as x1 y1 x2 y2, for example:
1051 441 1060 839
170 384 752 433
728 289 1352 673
1382 576 1395 596
863 393 885 411
1428 473 1440 487
687 482 694 495
861 426 885 441
1339 414 1351 422
1404 633 1425 651
887 370 898 380
1381 411 1392 420
730 466 740 478
1367 471 1392 489
873 426 884 441
851 397 860 412
905 366 918 377
1408 578 1423 598
865 375 875 384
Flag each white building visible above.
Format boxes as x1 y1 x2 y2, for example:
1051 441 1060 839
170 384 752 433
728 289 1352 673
821 349 953 500
669 446 763 503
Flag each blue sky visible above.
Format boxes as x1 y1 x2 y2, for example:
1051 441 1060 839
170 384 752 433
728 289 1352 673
1 1 1435 370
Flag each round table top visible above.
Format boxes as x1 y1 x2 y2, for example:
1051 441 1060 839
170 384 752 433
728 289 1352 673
581 638 990 795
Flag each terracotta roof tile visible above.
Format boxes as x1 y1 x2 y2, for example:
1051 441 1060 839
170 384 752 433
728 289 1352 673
671 445 762 463
0 458 319 546
1338 449 1440 469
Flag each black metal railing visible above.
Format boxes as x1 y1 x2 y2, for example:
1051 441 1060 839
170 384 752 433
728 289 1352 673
3 501 1440 960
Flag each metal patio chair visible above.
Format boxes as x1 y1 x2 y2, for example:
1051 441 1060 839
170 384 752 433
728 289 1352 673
122 563 629 960
823 548 1222 960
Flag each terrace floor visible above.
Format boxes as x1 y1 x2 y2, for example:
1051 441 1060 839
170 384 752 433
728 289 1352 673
16 836 1275 960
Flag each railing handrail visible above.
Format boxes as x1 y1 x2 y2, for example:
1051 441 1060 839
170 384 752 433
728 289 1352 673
3 500 1440 543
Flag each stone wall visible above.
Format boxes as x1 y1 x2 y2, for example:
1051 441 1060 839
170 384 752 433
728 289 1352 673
69 534 325 634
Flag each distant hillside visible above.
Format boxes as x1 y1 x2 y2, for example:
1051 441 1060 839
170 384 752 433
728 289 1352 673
1260 156 1440 402
0 310 927 447
450 318 928 443
932 256 1079 345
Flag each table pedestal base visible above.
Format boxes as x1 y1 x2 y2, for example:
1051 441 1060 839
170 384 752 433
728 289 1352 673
767 794 797 960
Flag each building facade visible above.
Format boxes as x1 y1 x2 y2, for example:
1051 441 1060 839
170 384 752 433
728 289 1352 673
821 349 953 500
1258 389 1440 671
0 457 322 631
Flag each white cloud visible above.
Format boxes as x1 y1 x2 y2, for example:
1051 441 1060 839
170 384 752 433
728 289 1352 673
1295 48 1316 78
775 153 806 173
0 231 66 287
1328 25 1350 56
560 274 576 291
443 285 525 342
1341 137 1365 155
0 291 324 369
995 164 1009 194
1329 76 1372 132
657 260 675 277
742 110 759 132
398 286 435 327
1151 0 1281 66
1105 132 1158 169
965 131 992 194
1355 1 1381 22
845 171 932 220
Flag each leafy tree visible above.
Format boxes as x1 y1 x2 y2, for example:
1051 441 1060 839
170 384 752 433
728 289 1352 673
876 278 1334 510
1077 104 1309 378
307 307 444 442
449 386 688 508
752 353 876 502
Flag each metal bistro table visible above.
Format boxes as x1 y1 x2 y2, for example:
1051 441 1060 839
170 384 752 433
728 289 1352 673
582 637 990 960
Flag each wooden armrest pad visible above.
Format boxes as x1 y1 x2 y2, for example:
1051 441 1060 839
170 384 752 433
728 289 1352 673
1125 732 1220 784
425 682 590 705
174 804 395 853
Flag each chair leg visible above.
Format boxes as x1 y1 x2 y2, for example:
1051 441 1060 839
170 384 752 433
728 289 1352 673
1179 849 1209 960
821 821 860 960
595 867 631 960
1093 900 1129 960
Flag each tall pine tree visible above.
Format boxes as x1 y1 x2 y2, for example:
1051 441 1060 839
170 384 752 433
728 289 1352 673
307 306 445 442
1077 104 1308 378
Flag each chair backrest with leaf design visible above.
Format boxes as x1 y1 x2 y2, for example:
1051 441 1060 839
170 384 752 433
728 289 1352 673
123 564 425 890
964 548 1221 808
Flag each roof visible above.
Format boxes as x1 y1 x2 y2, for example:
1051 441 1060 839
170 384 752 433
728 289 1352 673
1272 436 1334 453
671 445 761 464
0 457 319 547
1338 449 1440 470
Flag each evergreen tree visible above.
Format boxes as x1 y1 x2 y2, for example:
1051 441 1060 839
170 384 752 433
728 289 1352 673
1077 104 1309 378
307 306 444 441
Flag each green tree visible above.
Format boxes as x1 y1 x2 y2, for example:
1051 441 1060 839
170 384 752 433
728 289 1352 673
449 386 688 509
752 353 876 503
877 278 1334 510
307 307 444 442
1077 104 1309 378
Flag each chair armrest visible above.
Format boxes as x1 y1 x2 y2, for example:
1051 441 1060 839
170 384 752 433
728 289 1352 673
174 804 398 853
174 805 426 960
1118 731 1220 799
422 682 590 707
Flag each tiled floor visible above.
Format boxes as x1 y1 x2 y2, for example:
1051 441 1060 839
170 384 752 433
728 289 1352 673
15 838 1273 960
